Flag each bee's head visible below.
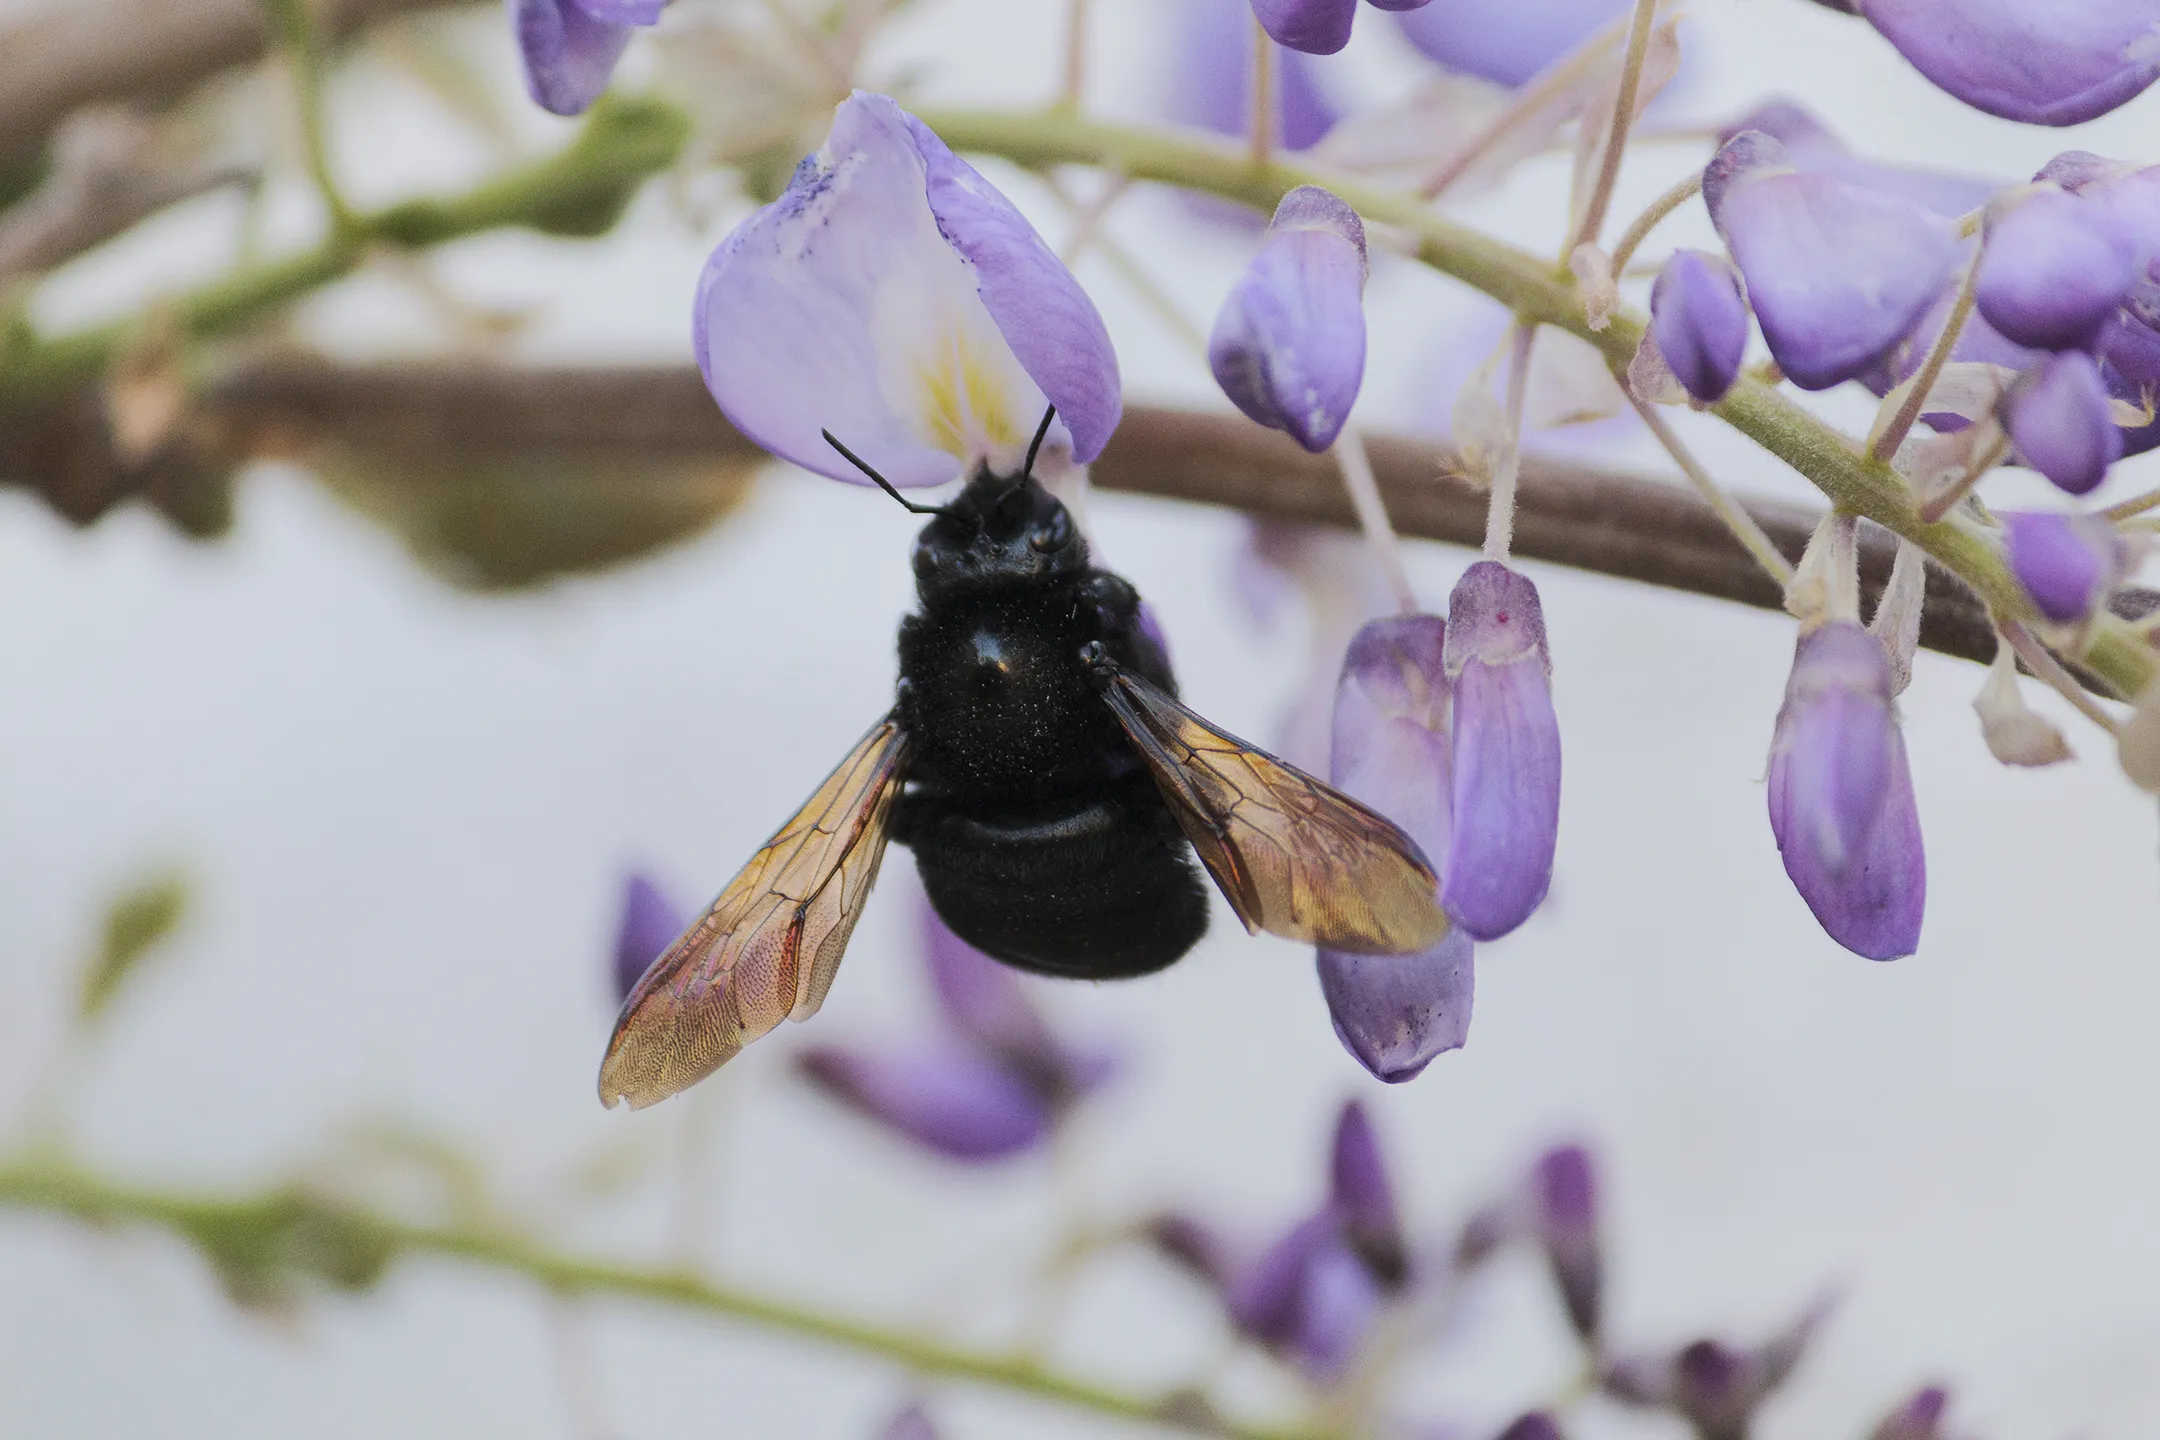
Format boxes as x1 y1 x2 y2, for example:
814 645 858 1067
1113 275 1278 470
911 467 1086 604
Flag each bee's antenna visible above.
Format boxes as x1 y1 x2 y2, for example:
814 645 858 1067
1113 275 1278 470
822 430 947 516
1022 405 1058 479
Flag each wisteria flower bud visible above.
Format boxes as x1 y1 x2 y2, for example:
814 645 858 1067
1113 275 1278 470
1443 563 1561 941
1209 187 1370 453
2000 351 2124 495
1331 1101 1409 1285
611 872 684 1004
1854 0 2160 127
1999 510 2128 623
1867 1386 1950 1440
1974 646 2074 768
1531 1144 1602 1342
1650 250 1750 404
1706 131 1959 392
1394 0 1629 86
697 94 1121 490
1976 188 2139 351
1320 616 1474 1082
1250 0 1435 56
509 0 664 117
1766 623 1926 961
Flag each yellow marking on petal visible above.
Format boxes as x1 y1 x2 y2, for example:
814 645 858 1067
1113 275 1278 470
916 323 1020 458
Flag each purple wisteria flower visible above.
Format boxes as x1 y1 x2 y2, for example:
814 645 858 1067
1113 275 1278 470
1442 562 1560 941
878 1403 940 1440
1706 131 1960 392
695 93 1121 490
1210 187 1370 453
1531 1144 1602 1342
1999 510 2130 623
1393 0 1631 87
1320 616 1474 1083
1604 1297 1834 1440
1150 1101 1413 1379
1650 250 1749 404
795 897 1115 1163
1174 0 1340 156
1724 102 1998 221
508 0 663 116
2000 350 2125 494
1851 0 2160 127
611 871 685 1004
1766 623 1925 961
1976 187 2140 352
1251 0 1435 57
1494 1415 1566 1440
1869 1386 1952 1440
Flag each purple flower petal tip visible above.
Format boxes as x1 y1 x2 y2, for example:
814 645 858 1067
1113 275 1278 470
1977 188 2139 351
1767 623 1926 961
1209 186 1369 452
509 0 636 116
1442 564 1560 941
1856 0 2160 127
795 1044 1054 1162
1318 931 1474 1083
1394 0 1632 87
879 1403 940 1440
1251 0 1358 54
2000 510 2127 623
1532 1144 1602 1339
695 93 1120 490
1651 250 1750 403
1707 130 1959 391
2002 350 2124 494
1494 1414 1566 1440
1869 1386 1951 1440
612 872 686 1003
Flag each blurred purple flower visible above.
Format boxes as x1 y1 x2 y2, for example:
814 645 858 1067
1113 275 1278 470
1604 1296 1834 1440
1999 510 2130 624
1252 0 1436 56
1211 187 1371 452
1320 616 1474 1082
795 898 1115 1163
2000 350 2124 495
1868 1386 1951 1440
1650 250 1750 404
1854 0 2160 127
878 1402 940 1440
1442 562 1560 941
1152 1101 1412 1379
1393 0 1631 87
611 871 686 1004
1174 0 1341 154
695 93 1120 490
1492 1416 1566 1440
1531 1144 1601 1342
1977 187 2140 351
1706 130 1960 392
1766 623 1925 961
508 0 662 117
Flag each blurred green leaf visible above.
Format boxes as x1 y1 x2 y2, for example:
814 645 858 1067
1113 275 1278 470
79 871 190 1023
317 445 757 591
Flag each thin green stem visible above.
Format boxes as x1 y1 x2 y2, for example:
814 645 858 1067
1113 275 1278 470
1570 0 1658 251
0 1157 1324 1440
1416 12 1633 201
2102 485 2160 523
1627 395 1795 587
1606 171 1700 277
260 0 356 232
1334 425 1420 614
912 106 2155 702
1486 321 1537 560
1250 15 1274 170
1060 0 1090 111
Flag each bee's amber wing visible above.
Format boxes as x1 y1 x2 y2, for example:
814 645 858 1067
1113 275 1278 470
598 719 910 1110
1095 665 1449 956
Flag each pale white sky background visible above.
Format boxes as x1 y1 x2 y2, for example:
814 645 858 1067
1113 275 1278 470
1 1 2158 1437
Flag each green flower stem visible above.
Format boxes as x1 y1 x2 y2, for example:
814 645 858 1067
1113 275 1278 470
915 106 2156 702
0 1157 1325 1440
259 0 356 231
0 94 690 409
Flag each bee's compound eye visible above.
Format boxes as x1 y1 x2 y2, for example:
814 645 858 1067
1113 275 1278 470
1029 509 1073 553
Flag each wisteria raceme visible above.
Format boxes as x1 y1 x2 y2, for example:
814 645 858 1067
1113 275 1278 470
1442 563 1561 941
1319 616 1474 1083
1766 623 1926 961
508 0 663 116
694 93 1121 490
1705 130 1959 392
1209 186 1371 453
1850 0 2160 127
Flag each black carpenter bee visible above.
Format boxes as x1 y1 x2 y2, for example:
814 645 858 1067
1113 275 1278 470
599 410 1450 1110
